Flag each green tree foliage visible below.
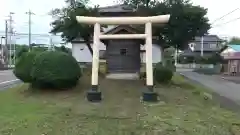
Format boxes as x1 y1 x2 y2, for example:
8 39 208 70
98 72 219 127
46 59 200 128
229 37 240 44
59 45 70 53
13 51 39 83
207 53 224 65
50 0 100 55
120 0 210 50
31 51 81 89
16 46 29 58
50 0 210 53
153 62 173 83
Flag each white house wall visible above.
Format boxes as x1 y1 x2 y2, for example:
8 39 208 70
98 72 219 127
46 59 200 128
72 42 162 63
141 44 162 63
72 42 106 62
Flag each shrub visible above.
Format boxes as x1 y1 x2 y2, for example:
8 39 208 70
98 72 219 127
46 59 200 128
13 51 38 83
139 72 146 80
153 62 173 83
31 51 81 89
99 62 107 77
165 59 176 72
16 46 29 58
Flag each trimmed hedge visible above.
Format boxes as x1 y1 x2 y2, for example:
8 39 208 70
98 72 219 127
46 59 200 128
13 51 38 83
153 62 173 83
31 51 81 89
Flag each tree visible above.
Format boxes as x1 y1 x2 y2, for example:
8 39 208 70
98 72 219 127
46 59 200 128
50 0 100 55
121 0 211 50
59 45 70 54
229 37 240 44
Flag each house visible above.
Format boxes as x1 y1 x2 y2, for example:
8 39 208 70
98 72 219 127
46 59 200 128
221 44 240 57
222 52 240 75
221 44 240 75
71 4 163 73
180 35 223 58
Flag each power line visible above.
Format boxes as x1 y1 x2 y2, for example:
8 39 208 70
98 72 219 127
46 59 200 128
211 16 240 28
210 8 239 24
0 32 61 36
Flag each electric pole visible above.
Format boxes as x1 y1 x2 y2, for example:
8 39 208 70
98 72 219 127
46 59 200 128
8 12 14 67
201 36 204 57
26 10 35 51
4 20 8 65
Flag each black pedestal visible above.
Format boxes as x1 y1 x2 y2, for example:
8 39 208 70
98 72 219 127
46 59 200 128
87 91 102 102
142 85 158 102
142 92 158 102
87 85 102 102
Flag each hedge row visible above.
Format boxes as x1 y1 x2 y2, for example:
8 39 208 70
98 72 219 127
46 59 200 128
13 51 81 90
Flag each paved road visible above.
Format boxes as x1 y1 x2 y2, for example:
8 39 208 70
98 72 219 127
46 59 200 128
0 70 21 90
178 69 240 109
0 70 17 82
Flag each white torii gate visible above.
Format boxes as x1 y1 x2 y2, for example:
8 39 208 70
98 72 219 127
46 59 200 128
76 15 170 102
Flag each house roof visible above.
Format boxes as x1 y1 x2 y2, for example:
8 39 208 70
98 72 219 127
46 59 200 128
193 35 222 42
99 4 135 13
103 25 142 34
228 44 240 51
189 35 222 52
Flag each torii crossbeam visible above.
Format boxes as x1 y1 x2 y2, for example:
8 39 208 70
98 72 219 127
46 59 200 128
76 15 170 102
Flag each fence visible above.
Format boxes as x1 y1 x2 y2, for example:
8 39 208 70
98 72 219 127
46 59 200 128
176 64 214 69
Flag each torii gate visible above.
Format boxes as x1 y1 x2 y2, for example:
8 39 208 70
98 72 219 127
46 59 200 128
76 15 170 102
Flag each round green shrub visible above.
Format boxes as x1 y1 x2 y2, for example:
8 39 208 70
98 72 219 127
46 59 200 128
13 51 38 83
31 51 81 89
153 62 173 83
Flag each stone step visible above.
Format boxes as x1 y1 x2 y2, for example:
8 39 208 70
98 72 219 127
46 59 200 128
106 73 139 80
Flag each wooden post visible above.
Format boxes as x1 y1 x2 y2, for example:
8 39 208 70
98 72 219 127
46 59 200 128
145 22 153 91
86 23 102 102
91 23 100 90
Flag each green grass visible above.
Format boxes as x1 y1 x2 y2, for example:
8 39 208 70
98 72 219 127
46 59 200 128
1 72 240 135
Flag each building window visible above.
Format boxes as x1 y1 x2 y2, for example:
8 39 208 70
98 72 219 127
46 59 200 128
120 49 127 55
210 44 216 48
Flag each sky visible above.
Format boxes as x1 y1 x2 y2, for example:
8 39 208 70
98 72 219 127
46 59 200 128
1 0 240 45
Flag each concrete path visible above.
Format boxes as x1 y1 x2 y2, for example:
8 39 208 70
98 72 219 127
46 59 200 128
177 69 240 109
0 70 21 90
0 70 16 82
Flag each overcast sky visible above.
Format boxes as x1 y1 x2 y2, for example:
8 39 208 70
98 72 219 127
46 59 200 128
1 0 240 45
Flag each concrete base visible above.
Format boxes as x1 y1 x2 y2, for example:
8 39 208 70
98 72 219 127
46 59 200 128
87 91 102 102
142 92 158 102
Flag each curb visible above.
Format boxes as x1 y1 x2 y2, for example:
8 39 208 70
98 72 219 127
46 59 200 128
0 79 22 91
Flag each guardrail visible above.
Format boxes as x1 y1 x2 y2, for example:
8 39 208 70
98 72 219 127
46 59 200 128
176 64 214 69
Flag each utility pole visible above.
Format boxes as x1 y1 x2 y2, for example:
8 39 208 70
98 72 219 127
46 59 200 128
201 36 204 57
48 35 55 51
5 20 8 49
4 20 8 65
8 12 14 67
26 10 35 51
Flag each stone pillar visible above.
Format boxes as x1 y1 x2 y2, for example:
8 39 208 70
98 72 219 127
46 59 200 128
87 23 102 102
142 22 158 102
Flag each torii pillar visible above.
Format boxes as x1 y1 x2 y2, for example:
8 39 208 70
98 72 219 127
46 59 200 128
76 15 170 102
